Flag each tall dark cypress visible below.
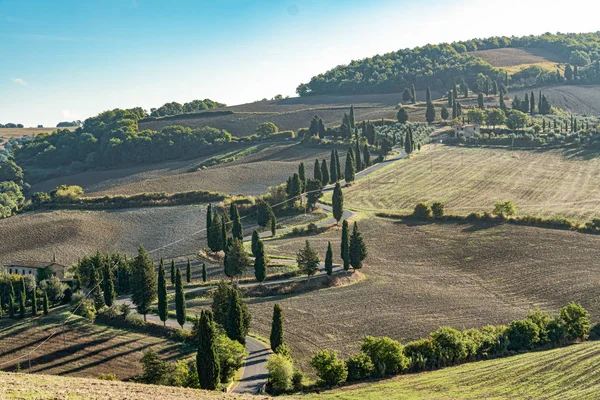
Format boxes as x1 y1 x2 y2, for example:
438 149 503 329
197 310 220 390
175 268 186 328
31 289 37 316
349 221 368 270
209 213 223 252
341 220 350 271
206 204 212 245
363 144 370 167
329 150 337 183
186 258 192 284
298 162 306 191
19 281 26 319
345 148 355 183
230 204 243 240
530 91 535 115
411 84 417 104
251 230 260 257
426 86 432 104
254 239 267 283
202 263 207 283
157 258 168 326
102 262 115 307
8 288 15 319
332 182 344 224
325 241 333 276
334 150 341 181
355 137 362 172
221 214 227 250
42 292 49 316
320 159 329 187
170 259 176 285
313 159 322 182
270 304 284 352
226 289 246 344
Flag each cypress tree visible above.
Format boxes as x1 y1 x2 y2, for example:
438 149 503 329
349 105 355 129
206 204 212 247
499 92 506 111
186 258 191 283
363 144 370 167
463 82 468 98
325 242 333 276
523 94 529 113
157 258 168 326
208 213 223 252
329 150 337 183
170 259 176 285
288 173 302 200
254 239 267 283
332 182 344 224
477 93 484 109
334 150 341 181
270 304 284 352
426 86 432 104
411 84 417 104
221 214 227 248
349 222 368 270
298 162 306 191
453 86 458 103
530 91 535 115
8 292 15 319
313 159 322 182
102 262 115 307
19 285 25 319
404 128 413 155
492 80 498 95
202 263 207 282
197 310 220 390
175 268 186 328
320 159 329 187
251 230 260 256
230 204 243 240
345 148 355 183
226 289 246 344
341 220 350 271
131 245 158 321
355 141 362 172
425 102 436 124
270 216 277 236
447 90 453 108
42 292 49 316
31 289 37 316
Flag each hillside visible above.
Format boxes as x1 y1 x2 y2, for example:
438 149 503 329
297 341 600 399
0 371 263 399
468 47 565 73
510 84 600 115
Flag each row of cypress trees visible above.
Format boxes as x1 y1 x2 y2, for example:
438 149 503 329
3 278 50 319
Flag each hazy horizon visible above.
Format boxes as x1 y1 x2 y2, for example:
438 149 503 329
1 0 598 127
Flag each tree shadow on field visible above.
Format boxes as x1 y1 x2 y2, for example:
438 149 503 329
389 218 504 233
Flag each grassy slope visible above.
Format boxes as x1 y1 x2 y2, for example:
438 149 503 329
341 145 600 222
0 310 192 381
296 341 600 400
245 215 600 372
0 371 263 399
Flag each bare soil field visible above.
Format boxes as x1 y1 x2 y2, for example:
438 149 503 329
0 311 191 381
468 47 565 72
242 216 600 372
139 91 441 136
341 145 600 222
511 84 600 115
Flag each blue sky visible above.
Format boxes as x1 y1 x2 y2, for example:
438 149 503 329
1 0 598 127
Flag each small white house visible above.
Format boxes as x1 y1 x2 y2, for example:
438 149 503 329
454 124 480 138
3 261 67 281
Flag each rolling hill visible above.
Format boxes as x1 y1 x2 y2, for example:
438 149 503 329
468 47 565 73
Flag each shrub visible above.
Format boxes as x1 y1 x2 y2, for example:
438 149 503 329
546 319 567 344
590 323 600 341
479 325 508 357
413 202 432 219
78 299 96 324
506 319 539 351
119 303 131 318
360 336 409 377
431 202 444 219
255 122 279 138
492 201 517 218
275 343 292 359
462 328 484 360
311 350 348 387
266 353 294 394
98 305 118 319
292 369 304 391
526 308 551 345
430 327 468 366
404 338 436 371
139 349 177 386
215 334 246 384
99 373 117 381
560 302 591 341
126 313 146 327
171 328 193 343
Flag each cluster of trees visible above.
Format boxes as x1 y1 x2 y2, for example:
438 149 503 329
0 160 26 218
512 91 553 115
149 99 225 118
0 123 24 128
15 108 232 173
375 123 433 155
306 303 591 389
0 274 64 319
56 121 81 128
297 32 600 96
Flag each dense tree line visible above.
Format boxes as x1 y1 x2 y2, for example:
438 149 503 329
149 99 225 118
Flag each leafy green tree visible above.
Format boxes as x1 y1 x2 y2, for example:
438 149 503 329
425 102 436 124
186 258 191 284
486 109 507 129
197 310 220 390
349 222 367 270
329 150 337 183
346 352 375 381
266 353 294 394
325 242 333 276
348 105 356 129
131 245 157 321
492 201 517 218
229 204 243 241
157 258 168 326
320 159 329 187
296 240 320 278
255 122 279 137
254 239 267 283
506 110 530 130
361 336 409 377
560 302 590 341
402 87 413 102
430 326 468 365
251 230 260 257
202 263 207 283
257 201 274 228
170 259 176 286
287 173 302 200
306 179 323 210
565 64 573 81
341 220 350 271
270 303 284 352
224 239 251 283
175 268 186 328
345 148 355 183
467 109 486 126
441 105 449 120
313 159 322 182
431 202 444 219
332 182 344 224
506 319 539 351
311 350 348 387
102 262 115 307
397 107 409 123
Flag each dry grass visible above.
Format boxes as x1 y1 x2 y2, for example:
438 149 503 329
469 47 565 67
341 145 600 222
0 310 191 381
0 371 264 399
243 216 600 372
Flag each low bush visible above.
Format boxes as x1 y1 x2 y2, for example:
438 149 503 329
346 352 375 381
360 336 409 377
266 353 294 394
125 313 146 327
413 202 432 219
506 319 540 351
311 350 348 387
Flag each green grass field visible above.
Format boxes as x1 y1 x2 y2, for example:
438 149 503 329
341 145 600 222
295 341 600 400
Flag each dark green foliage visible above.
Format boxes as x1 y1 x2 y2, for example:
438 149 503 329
305 179 323 210
211 282 251 339
170 259 176 286
413 202 433 219
431 202 444 219
186 258 191 284
197 310 220 390
411 85 416 104
202 263 207 283
18 286 25 319
131 245 157 320
441 105 449 120
225 289 247 344
329 150 337 183
560 302 591 341
313 159 322 182
346 352 375 381
404 127 414 154
355 140 363 172
102 262 115 307
325 242 333 276
296 240 320 277
254 239 267 283
334 150 341 181
349 222 367 270
361 336 409 377
363 144 370 167
477 93 484 109
506 319 539 351
208 212 223 252
425 86 432 104
224 239 251 281
257 201 275 228
402 87 413 102
150 99 225 117
298 162 306 191
8 293 15 319
157 259 168 326
320 159 329 187
345 148 355 183
31 289 37 316
332 182 344 224
425 102 436 124
251 230 260 257
287 173 302 200
175 268 186 328
42 292 49 316
397 107 409 124
270 304 284 352
270 216 277 236
229 204 243 241
311 350 348 387
341 220 350 271
206 204 212 238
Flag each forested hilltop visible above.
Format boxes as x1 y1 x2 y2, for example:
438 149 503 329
297 32 600 96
